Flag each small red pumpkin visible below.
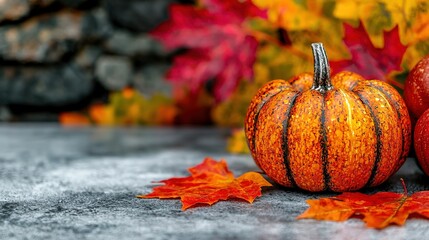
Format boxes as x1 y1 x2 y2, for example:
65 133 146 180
415 109 429 175
245 43 411 192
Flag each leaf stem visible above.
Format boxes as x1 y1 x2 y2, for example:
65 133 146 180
400 178 408 196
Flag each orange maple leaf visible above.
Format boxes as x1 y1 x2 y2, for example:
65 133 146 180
138 157 272 210
297 179 429 229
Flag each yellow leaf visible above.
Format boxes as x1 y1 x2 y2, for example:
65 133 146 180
252 0 324 31
227 129 250 154
333 0 429 45
252 1 347 60
333 0 360 20
411 12 429 42
402 40 429 71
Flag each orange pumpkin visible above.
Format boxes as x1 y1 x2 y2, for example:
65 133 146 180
245 43 411 192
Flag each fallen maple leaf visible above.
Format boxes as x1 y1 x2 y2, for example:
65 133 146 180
152 0 265 101
297 179 429 229
138 157 272 210
330 22 407 86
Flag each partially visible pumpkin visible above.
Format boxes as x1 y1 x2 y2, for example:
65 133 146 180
245 43 411 192
415 109 429 176
404 55 429 119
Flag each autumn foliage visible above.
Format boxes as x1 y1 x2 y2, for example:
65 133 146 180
60 0 429 128
152 0 266 102
330 23 407 88
60 88 178 126
298 180 429 229
139 157 272 210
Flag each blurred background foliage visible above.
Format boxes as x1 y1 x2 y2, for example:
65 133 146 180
61 0 429 128
0 0 429 152
54 0 429 153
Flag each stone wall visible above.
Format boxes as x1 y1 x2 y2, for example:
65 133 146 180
0 0 189 121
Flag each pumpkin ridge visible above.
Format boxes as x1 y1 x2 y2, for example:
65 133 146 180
281 92 301 188
324 89 377 191
355 92 383 188
287 91 326 191
320 93 331 191
251 89 288 161
367 83 405 171
255 90 301 187
245 80 291 168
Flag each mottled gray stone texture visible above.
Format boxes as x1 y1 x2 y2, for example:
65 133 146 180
1 125 429 240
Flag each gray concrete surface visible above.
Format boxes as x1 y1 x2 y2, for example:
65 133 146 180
1 125 429 240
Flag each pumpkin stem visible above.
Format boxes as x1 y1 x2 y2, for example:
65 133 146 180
311 43 333 93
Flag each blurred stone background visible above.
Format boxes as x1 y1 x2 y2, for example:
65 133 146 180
0 0 193 121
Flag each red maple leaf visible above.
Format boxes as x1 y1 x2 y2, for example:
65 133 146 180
297 179 429 229
138 157 272 210
330 22 407 81
151 0 265 101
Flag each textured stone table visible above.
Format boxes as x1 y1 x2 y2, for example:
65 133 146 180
1 125 429 240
